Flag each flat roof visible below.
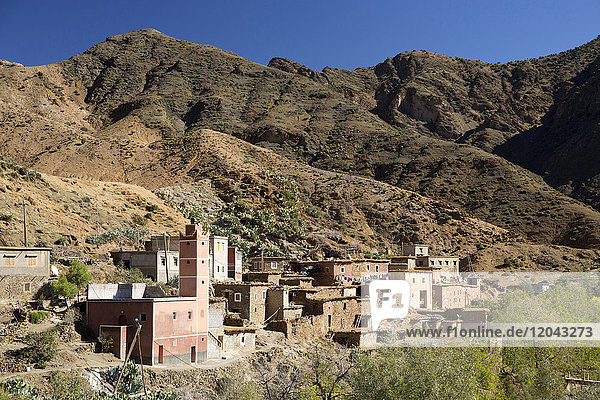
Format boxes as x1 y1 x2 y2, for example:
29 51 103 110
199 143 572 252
0 246 52 251
295 259 390 264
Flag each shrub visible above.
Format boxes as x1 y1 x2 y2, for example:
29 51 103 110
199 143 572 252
145 204 159 212
54 237 66 246
28 311 50 324
19 331 57 368
437 212 453 223
0 214 12 223
131 214 147 226
98 335 113 353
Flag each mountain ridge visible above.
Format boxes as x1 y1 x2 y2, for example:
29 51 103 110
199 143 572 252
1 29 600 267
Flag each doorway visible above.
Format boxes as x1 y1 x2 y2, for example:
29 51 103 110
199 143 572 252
190 346 196 363
158 345 164 364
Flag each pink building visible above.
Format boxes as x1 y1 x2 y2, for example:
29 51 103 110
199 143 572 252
86 224 210 365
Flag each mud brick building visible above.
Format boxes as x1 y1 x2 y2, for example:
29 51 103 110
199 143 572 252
87 223 210 366
227 246 243 281
110 249 179 283
0 246 51 300
432 281 480 309
209 236 228 281
292 259 389 286
249 256 289 273
213 282 269 325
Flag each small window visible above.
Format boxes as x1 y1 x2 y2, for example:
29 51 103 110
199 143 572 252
234 293 242 302
173 312 177 320
366 264 370 271
343 302 347 310
262 291 266 300
445 260 449 265
453 261 457 266
241 334 245 344
201 280 205 284
174 258 178 266
201 241 205 245
200 310 204 318
356 266 359 271
412 278 416 283
422 278 425 283
375 265 379 272
5 256 15 266
140 313 147 321
161 257 166 266
173 339 177 346
27 257 37 267
188 311 192 320
340 267 345 273
430 261 434 266
23 282 31 292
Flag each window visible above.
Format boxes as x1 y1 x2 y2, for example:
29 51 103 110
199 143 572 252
375 265 379 272
422 278 425 283
23 282 31 292
366 264 370 271
160 257 166 266
5 256 15 266
241 334 245 344
188 311 192 320
356 266 359 271
271 262 277 269
430 261 434 266
140 313 147 322
343 302 347 310
173 312 177 320
340 267 345 273
234 293 242 302
200 310 205 318
262 291 266 300
412 278 416 283
453 261 457 266
445 261 449 265
201 241 205 246
174 258 178 266
173 339 177 346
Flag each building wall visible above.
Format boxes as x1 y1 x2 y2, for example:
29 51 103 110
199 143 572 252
266 287 289 321
111 251 179 283
227 247 243 281
210 236 228 281
249 257 288 273
0 275 48 300
389 270 433 310
303 260 389 286
401 245 429 257
0 247 50 276
432 284 480 309
213 283 268 325
419 256 459 275
86 300 155 364
149 236 179 252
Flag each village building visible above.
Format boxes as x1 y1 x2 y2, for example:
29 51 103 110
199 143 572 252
110 248 179 283
0 246 51 299
292 259 389 286
87 224 210 366
208 298 256 359
209 236 228 281
388 269 433 310
227 246 243 281
246 271 281 285
249 256 289 273
212 282 270 325
432 281 480 309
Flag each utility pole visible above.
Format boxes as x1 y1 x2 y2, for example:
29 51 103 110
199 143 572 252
22 198 27 247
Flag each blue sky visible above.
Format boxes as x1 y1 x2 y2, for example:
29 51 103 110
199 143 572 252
0 0 598 70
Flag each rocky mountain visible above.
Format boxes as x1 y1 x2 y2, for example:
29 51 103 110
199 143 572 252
1 29 600 269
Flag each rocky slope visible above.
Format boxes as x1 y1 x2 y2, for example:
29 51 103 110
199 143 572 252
1 29 600 268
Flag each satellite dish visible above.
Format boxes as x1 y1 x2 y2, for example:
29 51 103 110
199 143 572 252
51 265 59 276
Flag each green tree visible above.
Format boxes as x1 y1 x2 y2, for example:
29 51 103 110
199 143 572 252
66 260 91 290
51 275 78 300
